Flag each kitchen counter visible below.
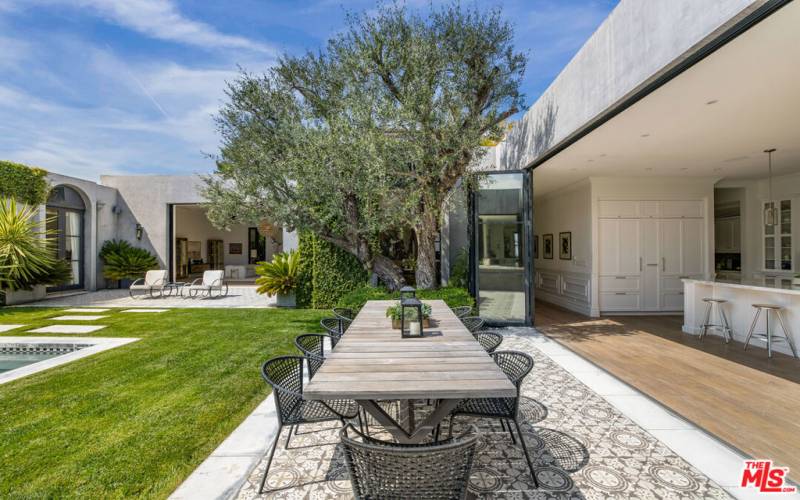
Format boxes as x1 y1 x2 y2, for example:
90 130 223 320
683 279 799 357
684 278 800 296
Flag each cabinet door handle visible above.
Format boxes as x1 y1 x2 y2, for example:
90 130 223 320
615 292 626 295
615 276 626 279
662 257 666 272
639 257 642 271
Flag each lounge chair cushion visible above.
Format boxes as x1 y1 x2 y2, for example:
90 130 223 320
202 270 224 288
144 270 167 287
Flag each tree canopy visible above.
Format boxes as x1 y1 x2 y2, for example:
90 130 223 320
204 2 525 289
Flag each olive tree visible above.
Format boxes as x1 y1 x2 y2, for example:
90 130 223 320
205 2 525 289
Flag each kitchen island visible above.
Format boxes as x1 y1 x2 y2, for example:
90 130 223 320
683 279 799 357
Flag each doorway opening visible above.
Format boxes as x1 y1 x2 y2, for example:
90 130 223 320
46 185 85 292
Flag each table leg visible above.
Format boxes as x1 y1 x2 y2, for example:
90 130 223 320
358 399 460 444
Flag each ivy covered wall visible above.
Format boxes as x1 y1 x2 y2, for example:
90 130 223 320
0 161 50 205
295 231 368 309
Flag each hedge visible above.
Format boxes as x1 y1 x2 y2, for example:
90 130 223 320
295 232 368 308
337 285 474 313
0 160 49 206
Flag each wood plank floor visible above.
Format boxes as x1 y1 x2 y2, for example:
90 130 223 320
534 300 800 480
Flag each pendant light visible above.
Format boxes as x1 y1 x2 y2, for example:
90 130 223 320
764 148 778 227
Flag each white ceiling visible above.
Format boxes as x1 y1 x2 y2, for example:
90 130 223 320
532 1 800 199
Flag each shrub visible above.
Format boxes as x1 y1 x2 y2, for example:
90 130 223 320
0 198 72 292
255 250 299 296
448 247 469 288
99 239 158 282
337 285 474 313
0 161 50 206
295 232 369 308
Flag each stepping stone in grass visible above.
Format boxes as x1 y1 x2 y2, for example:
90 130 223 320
51 315 108 321
0 325 25 333
121 309 168 313
28 325 107 334
63 308 110 313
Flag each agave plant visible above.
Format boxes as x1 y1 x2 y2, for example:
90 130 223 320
0 198 71 291
255 250 299 296
99 239 158 282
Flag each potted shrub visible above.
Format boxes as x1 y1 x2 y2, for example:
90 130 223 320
385 303 431 329
256 250 299 307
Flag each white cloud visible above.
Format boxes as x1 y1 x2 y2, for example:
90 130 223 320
31 0 275 53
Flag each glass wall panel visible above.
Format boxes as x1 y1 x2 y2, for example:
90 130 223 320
474 173 530 324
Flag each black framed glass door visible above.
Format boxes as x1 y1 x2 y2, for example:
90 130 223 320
46 186 85 291
470 171 533 325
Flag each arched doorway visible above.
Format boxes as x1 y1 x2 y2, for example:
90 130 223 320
46 185 85 291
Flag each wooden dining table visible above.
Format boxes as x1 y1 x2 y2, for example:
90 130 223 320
304 299 515 444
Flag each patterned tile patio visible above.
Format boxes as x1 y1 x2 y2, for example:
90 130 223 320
236 335 731 499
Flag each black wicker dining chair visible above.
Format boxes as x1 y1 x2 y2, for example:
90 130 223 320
448 350 538 488
473 330 503 353
460 316 485 333
332 307 354 321
451 306 473 319
294 333 334 378
340 423 480 500
320 317 351 347
258 356 360 494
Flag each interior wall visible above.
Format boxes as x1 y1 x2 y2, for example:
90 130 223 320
533 180 592 272
175 207 251 266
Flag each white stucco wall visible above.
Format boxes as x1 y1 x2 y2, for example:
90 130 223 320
484 0 763 172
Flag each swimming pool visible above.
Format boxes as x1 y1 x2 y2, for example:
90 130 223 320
0 344 88 374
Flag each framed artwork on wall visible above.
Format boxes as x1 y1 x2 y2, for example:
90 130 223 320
559 232 572 260
229 243 243 255
533 235 539 259
543 234 553 259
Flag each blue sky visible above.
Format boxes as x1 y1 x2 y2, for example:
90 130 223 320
0 0 617 180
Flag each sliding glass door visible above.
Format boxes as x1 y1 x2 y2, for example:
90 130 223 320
471 171 532 325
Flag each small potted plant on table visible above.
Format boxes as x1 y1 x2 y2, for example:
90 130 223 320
255 250 299 307
386 302 431 329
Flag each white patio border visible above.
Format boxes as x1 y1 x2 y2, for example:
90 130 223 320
0 336 140 385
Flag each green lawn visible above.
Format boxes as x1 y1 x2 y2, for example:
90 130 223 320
0 306 327 499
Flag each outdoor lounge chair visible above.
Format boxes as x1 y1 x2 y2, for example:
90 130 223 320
129 270 167 299
187 270 228 298
448 350 539 488
340 423 479 500
258 356 361 494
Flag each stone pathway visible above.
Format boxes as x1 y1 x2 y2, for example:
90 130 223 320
28 325 107 334
50 315 108 321
120 309 168 313
23 286 273 309
63 308 110 313
0 325 26 333
234 334 732 499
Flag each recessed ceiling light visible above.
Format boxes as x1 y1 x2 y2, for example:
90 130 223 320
645 167 653 171
570 168 577 171
599 153 607 157
640 133 650 138
587 159 594 162
706 99 719 105
680 167 688 171
723 156 748 162
714 167 723 172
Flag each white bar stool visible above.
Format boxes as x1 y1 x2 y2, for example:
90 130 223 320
698 297 732 343
743 304 798 358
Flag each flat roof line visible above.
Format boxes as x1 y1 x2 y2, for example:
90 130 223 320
526 0 793 171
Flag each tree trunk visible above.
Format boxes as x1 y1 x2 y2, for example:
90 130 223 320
373 254 406 291
415 210 439 289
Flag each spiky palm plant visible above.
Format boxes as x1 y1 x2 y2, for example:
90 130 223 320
99 239 158 282
255 250 299 296
0 198 71 291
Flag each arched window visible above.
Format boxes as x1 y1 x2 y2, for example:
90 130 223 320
46 186 85 291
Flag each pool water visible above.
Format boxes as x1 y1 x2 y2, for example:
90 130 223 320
0 352 61 373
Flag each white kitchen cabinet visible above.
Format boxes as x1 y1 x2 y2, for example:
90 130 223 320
598 200 705 313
